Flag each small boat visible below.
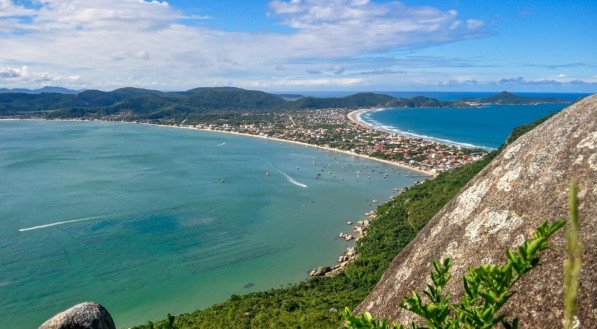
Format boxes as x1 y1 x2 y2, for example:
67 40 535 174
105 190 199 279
244 283 254 288
266 172 271 176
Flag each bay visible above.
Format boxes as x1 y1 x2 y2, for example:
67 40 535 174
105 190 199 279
0 120 426 328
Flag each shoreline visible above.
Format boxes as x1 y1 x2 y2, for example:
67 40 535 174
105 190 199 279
156 126 434 176
347 108 495 151
1 118 435 176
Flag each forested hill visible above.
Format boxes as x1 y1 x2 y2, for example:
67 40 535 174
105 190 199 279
0 86 80 94
0 87 567 120
461 91 566 104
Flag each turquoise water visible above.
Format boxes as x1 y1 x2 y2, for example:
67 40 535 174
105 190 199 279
361 103 568 149
0 120 426 328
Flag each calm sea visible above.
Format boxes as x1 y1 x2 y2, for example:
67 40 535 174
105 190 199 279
0 120 427 328
360 103 569 149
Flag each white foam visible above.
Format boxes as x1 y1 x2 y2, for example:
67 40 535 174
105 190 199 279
19 215 105 232
359 110 495 150
272 168 308 188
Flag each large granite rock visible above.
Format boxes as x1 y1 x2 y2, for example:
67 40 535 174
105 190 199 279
356 95 597 328
39 302 115 329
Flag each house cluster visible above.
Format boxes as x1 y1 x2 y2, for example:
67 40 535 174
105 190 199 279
194 109 486 173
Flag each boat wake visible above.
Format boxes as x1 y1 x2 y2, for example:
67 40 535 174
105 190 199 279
19 215 106 232
270 165 308 188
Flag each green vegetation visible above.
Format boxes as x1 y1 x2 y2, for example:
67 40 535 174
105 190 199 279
131 141 497 329
344 182 582 329
342 220 565 329
131 114 545 329
0 88 566 120
462 91 565 105
563 182 581 329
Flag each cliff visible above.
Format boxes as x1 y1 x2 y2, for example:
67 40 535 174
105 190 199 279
356 95 596 327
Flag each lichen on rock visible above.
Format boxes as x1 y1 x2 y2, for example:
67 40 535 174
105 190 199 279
355 94 597 328
39 302 115 329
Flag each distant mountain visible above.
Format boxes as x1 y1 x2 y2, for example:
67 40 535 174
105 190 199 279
0 88 569 120
276 93 305 101
461 91 565 105
292 92 397 109
0 86 80 94
388 96 447 108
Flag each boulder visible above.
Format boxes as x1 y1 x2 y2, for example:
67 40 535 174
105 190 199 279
356 95 597 328
39 302 115 329
309 266 332 276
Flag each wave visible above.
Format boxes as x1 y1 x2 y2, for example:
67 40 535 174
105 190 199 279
358 110 495 151
19 215 106 232
270 166 307 188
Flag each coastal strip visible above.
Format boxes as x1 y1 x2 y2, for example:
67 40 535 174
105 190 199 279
0 118 434 176
142 123 435 176
347 108 380 130
176 126 436 176
348 108 493 150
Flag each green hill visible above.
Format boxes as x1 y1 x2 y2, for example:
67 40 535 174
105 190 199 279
0 88 568 120
464 91 565 104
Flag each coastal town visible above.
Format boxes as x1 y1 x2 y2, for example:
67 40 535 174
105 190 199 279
189 108 488 175
5 107 488 174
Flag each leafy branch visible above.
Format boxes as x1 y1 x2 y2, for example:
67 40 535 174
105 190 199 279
343 215 567 329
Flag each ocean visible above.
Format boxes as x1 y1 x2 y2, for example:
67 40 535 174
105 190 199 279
359 103 570 149
0 120 427 328
290 92 582 149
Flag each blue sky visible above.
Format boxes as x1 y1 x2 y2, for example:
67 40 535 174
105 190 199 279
0 0 595 92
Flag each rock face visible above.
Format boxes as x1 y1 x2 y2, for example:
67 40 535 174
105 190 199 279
356 95 597 328
39 302 115 329
309 266 332 276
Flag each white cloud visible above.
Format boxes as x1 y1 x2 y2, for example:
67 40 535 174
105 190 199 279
0 66 22 78
466 19 484 30
253 77 365 87
331 64 345 75
0 0 489 89
0 65 80 83
0 66 50 81
0 0 35 18
268 0 482 55
134 50 150 61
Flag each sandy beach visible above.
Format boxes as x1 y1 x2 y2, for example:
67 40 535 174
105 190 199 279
347 108 381 129
1 118 434 176
150 123 435 176
347 108 492 151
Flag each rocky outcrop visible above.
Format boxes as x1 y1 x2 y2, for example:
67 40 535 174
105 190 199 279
39 302 115 329
356 95 597 328
309 266 332 276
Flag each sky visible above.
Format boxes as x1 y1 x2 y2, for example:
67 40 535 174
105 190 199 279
0 0 596 92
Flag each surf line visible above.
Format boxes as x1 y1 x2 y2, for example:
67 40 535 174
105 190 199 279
270 166 308 188
19 215 106 232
